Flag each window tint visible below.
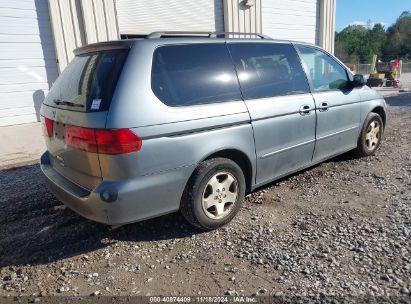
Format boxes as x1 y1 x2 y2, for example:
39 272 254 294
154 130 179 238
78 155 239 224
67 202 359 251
44 50 129 112
151 44 241 107
227 43 309 100
297 46 349 92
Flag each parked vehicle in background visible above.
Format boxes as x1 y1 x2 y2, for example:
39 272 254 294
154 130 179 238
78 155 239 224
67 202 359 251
40 32 387 230
367 59 401 88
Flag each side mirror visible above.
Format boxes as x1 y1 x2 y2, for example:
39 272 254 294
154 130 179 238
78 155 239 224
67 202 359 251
352 74 365 87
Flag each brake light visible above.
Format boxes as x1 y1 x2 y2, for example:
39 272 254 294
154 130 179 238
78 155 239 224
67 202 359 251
65 126 142 155
66 125 98 153
43 117 54 137
95 129 142 154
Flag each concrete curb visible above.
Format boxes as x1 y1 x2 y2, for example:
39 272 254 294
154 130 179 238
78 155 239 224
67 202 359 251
0 122 44 172
374 88 400 97
0 160 39 171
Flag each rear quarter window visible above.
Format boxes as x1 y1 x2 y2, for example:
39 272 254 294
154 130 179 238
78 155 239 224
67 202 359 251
43 50 129 112
151 43 241 107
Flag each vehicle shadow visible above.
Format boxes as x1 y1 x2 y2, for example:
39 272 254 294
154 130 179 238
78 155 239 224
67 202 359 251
0 151 359 268
0 209 200 268
0 164 201 268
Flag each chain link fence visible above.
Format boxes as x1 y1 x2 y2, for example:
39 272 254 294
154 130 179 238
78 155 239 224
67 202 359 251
402 62 411 73
344 62 411 76
342 62 411 89
355 64 372 75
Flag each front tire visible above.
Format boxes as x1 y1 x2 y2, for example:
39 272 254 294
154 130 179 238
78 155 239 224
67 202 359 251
181 158 246 231
354 112 384 157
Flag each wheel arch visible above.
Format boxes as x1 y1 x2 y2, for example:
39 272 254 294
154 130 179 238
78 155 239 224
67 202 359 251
371 106 386 128
201 149 254 193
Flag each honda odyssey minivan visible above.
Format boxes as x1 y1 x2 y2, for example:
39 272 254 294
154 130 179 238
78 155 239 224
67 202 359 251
40 32 387 230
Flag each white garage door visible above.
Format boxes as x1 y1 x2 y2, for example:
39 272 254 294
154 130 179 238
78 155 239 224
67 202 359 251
0 0 58 126
262 0 319 44
116 0 224 35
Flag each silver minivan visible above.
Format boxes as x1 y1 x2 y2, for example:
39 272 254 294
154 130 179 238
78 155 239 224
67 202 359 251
40 32 387 230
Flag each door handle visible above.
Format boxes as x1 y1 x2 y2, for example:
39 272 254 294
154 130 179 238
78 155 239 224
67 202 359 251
299 104 312 115
318 102 329 112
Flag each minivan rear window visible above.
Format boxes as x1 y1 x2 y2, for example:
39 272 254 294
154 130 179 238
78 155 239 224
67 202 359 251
151 44 241 107
43 50 129 112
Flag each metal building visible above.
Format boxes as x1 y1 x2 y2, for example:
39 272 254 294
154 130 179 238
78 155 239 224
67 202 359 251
0 0 336 126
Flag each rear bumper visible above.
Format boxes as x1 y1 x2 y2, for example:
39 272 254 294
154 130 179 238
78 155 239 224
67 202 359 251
40 151 193 225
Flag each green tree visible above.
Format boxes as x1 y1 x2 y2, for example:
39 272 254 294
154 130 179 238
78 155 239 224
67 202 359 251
335 24 378 63
383 11 411 60
335 11 411 63
369 23 386 57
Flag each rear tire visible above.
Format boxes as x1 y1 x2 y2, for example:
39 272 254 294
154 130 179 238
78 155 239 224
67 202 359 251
181 158 246 231
354 112 384 157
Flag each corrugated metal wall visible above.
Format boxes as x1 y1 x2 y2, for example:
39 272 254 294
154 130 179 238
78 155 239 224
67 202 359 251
0 0 58 126
223 0 262 34
319 0 335 54
48 0 335 72
81 0 119 43
262 0 319 43
116 0 224 34
48 0 119 72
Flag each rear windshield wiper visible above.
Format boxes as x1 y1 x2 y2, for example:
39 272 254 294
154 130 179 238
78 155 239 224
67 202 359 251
53 99 84 108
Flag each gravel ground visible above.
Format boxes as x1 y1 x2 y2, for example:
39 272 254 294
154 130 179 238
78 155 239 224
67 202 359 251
0 94 410 299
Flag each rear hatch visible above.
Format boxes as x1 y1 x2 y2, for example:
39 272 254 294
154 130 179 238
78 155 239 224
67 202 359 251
40 42 131 190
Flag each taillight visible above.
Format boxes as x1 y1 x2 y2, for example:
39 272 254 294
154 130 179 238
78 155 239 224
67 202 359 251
95 129 142 154
43 117 54 137
65 126 142 155
65 125 98 153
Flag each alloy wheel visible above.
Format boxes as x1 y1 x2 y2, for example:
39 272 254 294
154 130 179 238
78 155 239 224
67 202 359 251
201 171 238 219
365 120 381 151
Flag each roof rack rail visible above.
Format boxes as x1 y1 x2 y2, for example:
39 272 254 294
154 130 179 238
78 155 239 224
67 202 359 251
211 32 271 39
145 31 271 39
146 31 214 39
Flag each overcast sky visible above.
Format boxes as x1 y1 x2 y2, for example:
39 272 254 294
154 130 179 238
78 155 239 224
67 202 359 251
336 0 410 32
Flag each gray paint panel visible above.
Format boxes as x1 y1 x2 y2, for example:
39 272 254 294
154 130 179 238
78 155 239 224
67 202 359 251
311 89 361 162
245 94 316 184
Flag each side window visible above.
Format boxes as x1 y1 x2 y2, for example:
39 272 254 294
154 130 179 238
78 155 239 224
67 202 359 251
151 44 241 107
227 43 310 100
297 46 349 92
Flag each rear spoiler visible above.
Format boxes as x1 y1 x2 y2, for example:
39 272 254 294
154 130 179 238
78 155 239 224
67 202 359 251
73 41 131 56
